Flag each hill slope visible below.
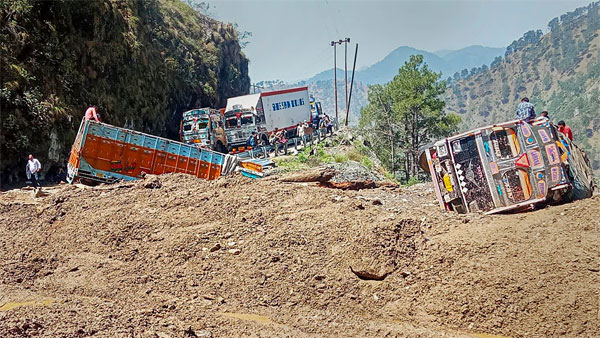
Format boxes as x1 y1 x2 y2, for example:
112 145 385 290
444 1 600 171
0 0 250 184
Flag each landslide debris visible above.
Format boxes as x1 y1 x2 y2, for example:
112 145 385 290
0 173 598 337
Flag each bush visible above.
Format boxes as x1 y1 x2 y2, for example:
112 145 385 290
361 156 373 169
347 150 362 162
334 154 348 163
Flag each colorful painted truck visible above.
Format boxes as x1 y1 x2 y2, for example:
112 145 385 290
67 118 238 184
224 87 312 152
419 120 594 214
180 108 228 153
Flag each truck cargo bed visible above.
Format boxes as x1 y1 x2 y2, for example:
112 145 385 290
67 119 237 184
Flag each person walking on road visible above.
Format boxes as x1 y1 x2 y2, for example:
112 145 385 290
26 154 42 188
515 97 536 122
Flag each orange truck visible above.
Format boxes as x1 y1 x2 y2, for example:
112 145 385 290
67 118 237 184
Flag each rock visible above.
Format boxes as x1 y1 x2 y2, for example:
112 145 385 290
228 248 241 255
143 175 162 189
350 266 391 281
223 232 233 239
371 198 383 205
197 330 212 338
209 244 221 252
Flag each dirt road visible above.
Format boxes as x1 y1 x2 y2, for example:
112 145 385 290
0 174 598 337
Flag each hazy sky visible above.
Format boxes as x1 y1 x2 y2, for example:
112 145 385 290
207 0 592 82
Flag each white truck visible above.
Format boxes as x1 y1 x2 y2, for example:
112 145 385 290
224 87 312 153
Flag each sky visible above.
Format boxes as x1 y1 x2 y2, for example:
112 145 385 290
207 0 593 82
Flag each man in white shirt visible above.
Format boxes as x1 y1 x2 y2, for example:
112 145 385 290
26 154 41 188
296 122 305 147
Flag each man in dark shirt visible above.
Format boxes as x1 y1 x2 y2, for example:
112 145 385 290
515 97 536 122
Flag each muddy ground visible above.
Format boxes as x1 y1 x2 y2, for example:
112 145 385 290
0 173 598 337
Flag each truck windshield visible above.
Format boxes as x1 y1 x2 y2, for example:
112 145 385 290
490 127 520 159
183 119 209 133
225 117 237 129
241 114 254 126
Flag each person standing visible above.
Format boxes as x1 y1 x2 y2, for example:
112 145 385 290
515 97 536 122
26 154 42 188
246 131 257 148
325 114 333 135
557 120 574 141
297 122 306 147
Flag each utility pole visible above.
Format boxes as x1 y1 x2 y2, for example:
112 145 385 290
343 38 350 117
345 43 358 127
331 40 342 124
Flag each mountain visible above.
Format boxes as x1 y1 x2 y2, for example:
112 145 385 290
306 45 505 85
441 45 505 77
0 0 249 184
354 46 447 84
444 1 600 172
297 45 504 126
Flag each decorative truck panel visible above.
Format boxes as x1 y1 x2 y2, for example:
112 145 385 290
67 119 238 184
260 87 311 131
419 120 594 214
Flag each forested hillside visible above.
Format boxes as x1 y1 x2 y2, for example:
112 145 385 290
0 0 249 184
444 2 600 171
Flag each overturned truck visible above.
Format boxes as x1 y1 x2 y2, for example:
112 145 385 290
67 118 238 184
419 120 594 214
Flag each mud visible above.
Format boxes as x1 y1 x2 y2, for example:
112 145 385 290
0 173 598 337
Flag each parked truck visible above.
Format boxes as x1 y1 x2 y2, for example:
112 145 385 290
223 87 312 153
180 107 228 153
419 119 594 214
67 118 237 184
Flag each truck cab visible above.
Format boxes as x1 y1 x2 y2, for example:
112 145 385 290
224 104 262 153
180 108 228 153
420 120 594 214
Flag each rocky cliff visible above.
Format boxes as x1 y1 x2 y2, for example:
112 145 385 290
0 0 250 185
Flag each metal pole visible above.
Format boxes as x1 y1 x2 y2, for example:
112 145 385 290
345 43 358 126
332 42 338 123
344 39 348 117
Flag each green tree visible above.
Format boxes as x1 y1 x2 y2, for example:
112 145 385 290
360 55 460 183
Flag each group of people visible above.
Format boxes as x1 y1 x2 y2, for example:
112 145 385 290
515 97 573 141
245 115 334 150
